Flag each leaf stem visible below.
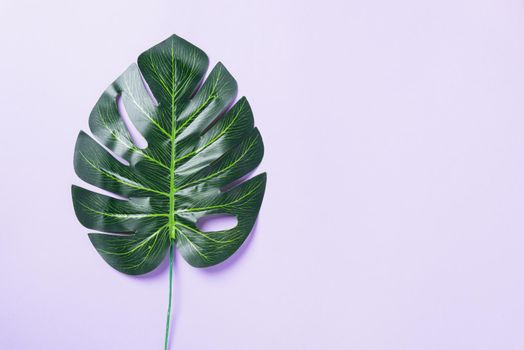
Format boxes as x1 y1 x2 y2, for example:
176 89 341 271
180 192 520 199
164 242 174 350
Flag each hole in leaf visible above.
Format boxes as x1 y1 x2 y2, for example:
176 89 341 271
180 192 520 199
196 214 238 232
139 72 158 106
116 94 148 149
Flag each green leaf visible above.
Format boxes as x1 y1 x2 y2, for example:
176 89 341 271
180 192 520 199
72 34 266 275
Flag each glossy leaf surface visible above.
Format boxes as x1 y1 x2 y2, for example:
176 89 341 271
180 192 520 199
72 35 266 275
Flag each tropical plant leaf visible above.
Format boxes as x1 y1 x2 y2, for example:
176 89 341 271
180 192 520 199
72 34 266 276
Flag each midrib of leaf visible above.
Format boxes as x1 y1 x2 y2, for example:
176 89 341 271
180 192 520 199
168 40 177 241
163 40 180 350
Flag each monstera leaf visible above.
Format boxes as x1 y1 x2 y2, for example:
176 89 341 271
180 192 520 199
71 34 266 347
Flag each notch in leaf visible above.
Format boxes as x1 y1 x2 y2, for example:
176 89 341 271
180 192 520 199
71 34 266 348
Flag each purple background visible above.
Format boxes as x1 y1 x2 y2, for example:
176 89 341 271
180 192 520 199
2 0 524 349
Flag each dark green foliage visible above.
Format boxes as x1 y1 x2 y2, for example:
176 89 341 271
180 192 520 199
72 34 266 275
